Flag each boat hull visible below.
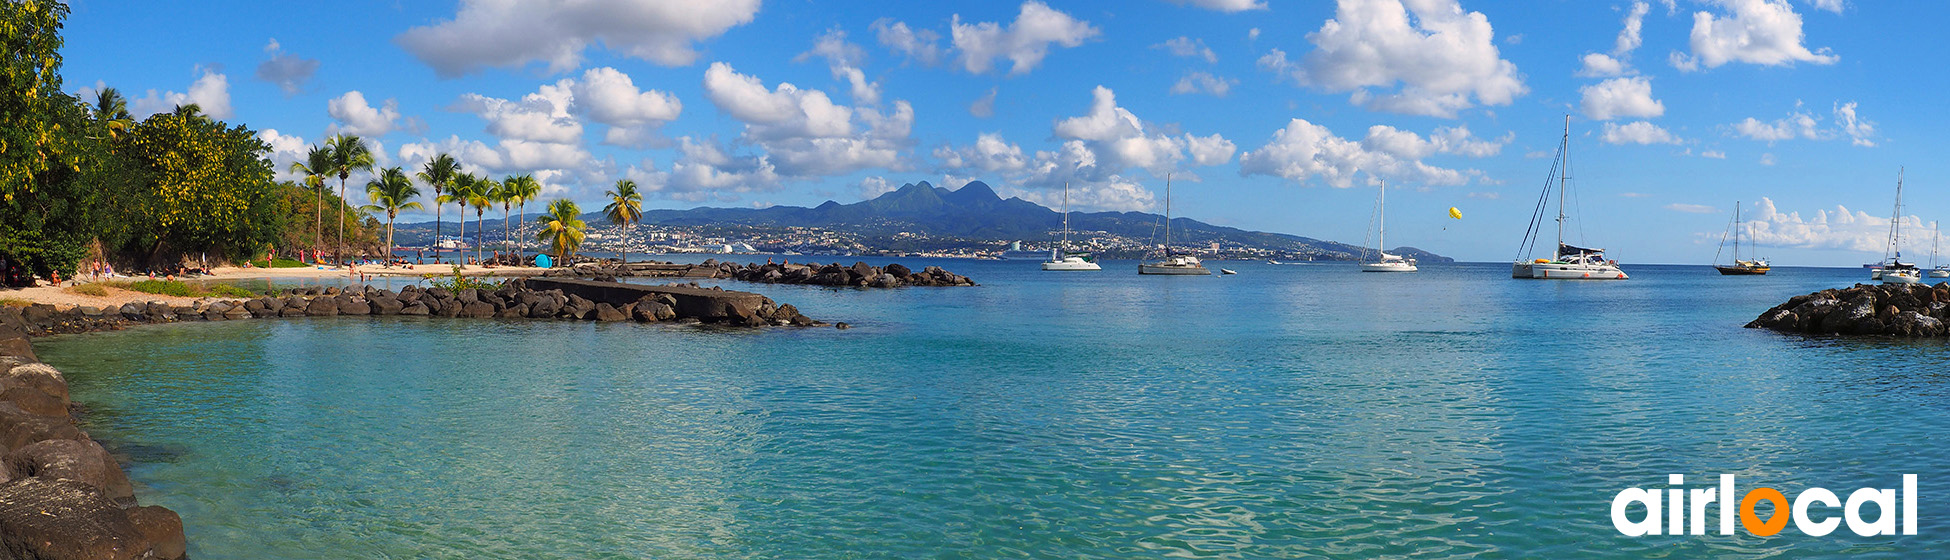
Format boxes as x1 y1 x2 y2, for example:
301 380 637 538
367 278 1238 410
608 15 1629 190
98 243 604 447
1882 271 1922 284
1041 260 1101 271
1360 261 1417 272
1512 261 1628 280
1139 264 1211 275
1714 265 1769 275
1933 269 1950 279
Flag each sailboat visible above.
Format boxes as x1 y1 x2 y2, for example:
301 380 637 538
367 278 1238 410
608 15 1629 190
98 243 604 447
1360 179 1417 272
1931 224 1949 278
1879 168 1922 285
1138 174 1211 275
1712 201 1769 275
1043 181 1101 271
1512 116 1627 280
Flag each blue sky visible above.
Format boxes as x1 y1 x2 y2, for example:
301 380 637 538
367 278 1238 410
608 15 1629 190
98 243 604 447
55 0 1950 265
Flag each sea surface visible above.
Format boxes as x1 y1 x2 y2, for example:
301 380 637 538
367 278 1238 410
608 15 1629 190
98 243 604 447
33 260 1950 559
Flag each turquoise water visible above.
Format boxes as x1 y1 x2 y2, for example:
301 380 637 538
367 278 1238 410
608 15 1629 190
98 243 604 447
34 261 1950 558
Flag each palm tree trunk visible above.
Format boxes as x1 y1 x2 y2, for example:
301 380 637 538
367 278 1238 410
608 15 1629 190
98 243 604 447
433 189 442 264
337 177 347 266
313 185 322 262
385 213 396 257
502 205 511 258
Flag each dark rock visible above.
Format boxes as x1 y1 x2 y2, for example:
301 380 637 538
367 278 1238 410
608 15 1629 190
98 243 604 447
304 297 339 317
399 302 431 316
1819 295 1875 334
497 303 529 318
370 296 404 316
117 304 145 320
459 301 496 319
593 303 627 322
6 439 134 504
3 363 69 405
0 478 154 560
0 402 87 451
834 322 851 330
438 300 463 318
337 297 371 316
128 506 186 560
885 263 911 277
425 287 452 300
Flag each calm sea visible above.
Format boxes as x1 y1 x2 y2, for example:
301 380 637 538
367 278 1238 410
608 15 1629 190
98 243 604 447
33 260 1950 558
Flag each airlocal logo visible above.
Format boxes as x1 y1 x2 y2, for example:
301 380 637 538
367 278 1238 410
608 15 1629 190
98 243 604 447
1612 474 1916 537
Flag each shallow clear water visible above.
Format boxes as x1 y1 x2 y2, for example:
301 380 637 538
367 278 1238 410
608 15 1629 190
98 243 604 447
34 261 1950 558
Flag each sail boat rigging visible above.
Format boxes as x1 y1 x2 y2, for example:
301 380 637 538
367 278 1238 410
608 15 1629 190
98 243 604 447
1360 179 1417 272
1512 116 1627 280
1878 168 1921 284
1043 181 1101 271
1713 201 1769 275
1933 223 1949 278
1139 173 1211 275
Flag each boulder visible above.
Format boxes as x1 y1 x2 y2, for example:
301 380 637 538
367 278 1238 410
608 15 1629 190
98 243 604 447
0 478 155 560
0 334 33 363
1818 295 1875 334
399 302 431 316
438 300 463 318
0 402 87 451
337 297 371 316
369 296 404 316
128 506 186 560
117 304 145 320
223 308 252 320
5 439 134 503
459 301 497 319
3 363 69 405
593 303 627 322
1893 311 1944 337
304 297 339 317
497 303 530 319
0 387 67 417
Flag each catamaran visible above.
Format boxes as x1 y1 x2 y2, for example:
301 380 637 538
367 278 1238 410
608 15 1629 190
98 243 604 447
1360 179 1417 272
1043 181 1100 271
1712 201 1769 275
1139 174 1211 275
1878 168 1922 285
1512 116 1627 280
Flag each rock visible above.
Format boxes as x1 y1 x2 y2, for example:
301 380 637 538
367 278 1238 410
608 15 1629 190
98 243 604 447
1819 295 1875 334
0 478 154 560
370 296 404 316
869 273 898 288
117 304 145 320
528 299 560 318
305 297 339 317
399 302 431 316
497 303 529 318
0 334 34 363
3 363 69 405
0 387 66 417
593 303 627 322
223 308 252 320
566 295 596 319
6 439 135 504
127 506 185 560
459 301 496 319
834 322 851 329
337 297 371 316
0 402 87 452
885 263 911 277
438 299 463 318
1751 309 1797 331
1893 311 1943 337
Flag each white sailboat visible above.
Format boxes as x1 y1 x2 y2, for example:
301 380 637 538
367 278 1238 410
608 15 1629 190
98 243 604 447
1512 116 1628 280
1360 179 1417 273
1932 224 1949 278
1879 168 1921 285
1712 201 1769 275
1043 181 1101 271
1139 174 1211 275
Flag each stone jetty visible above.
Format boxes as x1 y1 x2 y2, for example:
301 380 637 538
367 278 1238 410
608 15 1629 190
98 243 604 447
715 261 976 288
0 324 187 559
1746 282 1950 337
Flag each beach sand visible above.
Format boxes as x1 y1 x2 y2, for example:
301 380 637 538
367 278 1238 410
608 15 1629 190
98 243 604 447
3 264 553 310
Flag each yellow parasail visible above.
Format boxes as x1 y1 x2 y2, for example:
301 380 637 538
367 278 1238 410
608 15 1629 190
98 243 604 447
1448 207 1462 219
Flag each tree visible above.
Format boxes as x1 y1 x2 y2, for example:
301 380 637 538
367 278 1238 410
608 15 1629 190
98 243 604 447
288 145 333 258
325 134 373 263
505 174 541 255
536 199 585 264
361 167 421 257
444 173 479 265
468 177 498 265
493 176 516 252
498 174 540 254
416 153 460 262
124 105 280 265
603 179 643 265
91 87 132 141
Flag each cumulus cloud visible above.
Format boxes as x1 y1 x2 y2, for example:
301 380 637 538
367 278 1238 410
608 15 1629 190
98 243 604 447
1580 76 1664 120
396 0 760 77
1665 203 1717 213
257 129 309 182
950 1 1099 75
1052 86 1213 175
571 67 682 146
1155 36 1217 63
1170 72 1236 97
1264 0 1526 118
1186 133 1237 166
327 91 407 137
1701 150 1727 158
1237 118 1503 188
453 84 582 143
1005 176 1158 212
1167 0 1267 12
1808 0 1844 13
701 62 913 178
1728 101 1874 146
1578 1 1650 77
1600 121 1682 144
132 67 233 119
969 87 998 118
857 176 899 199
872 18 945 66
255 39 318 96
798 28 881 105
1744 197 1926 252
1671 0 1837 71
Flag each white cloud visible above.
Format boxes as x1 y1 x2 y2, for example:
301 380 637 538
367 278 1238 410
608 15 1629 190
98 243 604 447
1004 176 1158 212
950 1 1100 75
1759 153 1776 165
1600 121 1682 144
257 129 309 182
255 39 318 96
934 132 1028 174
453 84 581 144
798 29 881 105
969 87 998 118
1728 102 1871 146
1701 150 1727 158
132 67 232 119
857 176 899 199
663 137 783 200
1808 0 1844 14
396 0 761 77
1665 203 1718 213
1671 0 1837 71
1466 191 1500 199
1051 86 1199 175
1167 0 1267 12
872 18 945 66
327 91 406 137
1578 1 1650 76
1155 36 1217 63
1170 72 1236 97
1186 133 1237 166
570 67 682 146
1834 101 1875 147
1743 197 1928 252
1271 0 1526 118
1579 76 1664 120
1237 118 1489 188
1248 28 1261 41
702 62 852 141
701 63 913 178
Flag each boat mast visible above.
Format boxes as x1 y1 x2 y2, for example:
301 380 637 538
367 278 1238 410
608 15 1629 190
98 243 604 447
1164 173 1173 259
1888 168 1905 263
1557 115 1569 255
1734 200 1741 262
1060 181 1071 258
1378 179 1387 259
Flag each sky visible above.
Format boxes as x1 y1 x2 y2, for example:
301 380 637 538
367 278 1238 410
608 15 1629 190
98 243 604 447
52 0 1950 265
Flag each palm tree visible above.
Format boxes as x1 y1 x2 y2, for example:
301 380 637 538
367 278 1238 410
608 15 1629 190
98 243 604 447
288 145 335 260
468 177 499 265
493 176 517 253
498 174 541 255
326 134 375 264
416 154 461 263
603 179 644 265
170 103 203 119
444 174 480 266
536 199 586 264
361 167 423 256
505 174 542 254
91 87 133 140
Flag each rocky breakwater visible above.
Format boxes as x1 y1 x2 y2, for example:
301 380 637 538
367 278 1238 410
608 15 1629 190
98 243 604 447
716 261 976 288
0 322 187 559
1747 283 1950 337
522 278 824 327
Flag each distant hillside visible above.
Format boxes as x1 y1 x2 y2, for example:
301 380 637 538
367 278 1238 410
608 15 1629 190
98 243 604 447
393 180 1451 262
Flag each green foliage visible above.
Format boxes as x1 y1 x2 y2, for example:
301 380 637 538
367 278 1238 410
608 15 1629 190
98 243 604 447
120 279 257 298
207 284 255 298
536 199 586 262
123 105 281 263
425 264 502 292
249 257 307 268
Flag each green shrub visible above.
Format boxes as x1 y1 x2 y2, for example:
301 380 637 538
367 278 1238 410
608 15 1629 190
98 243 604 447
250 258 308 268
127 280 195 297
67 284 108 297
425 264 504 292
208 284 257 298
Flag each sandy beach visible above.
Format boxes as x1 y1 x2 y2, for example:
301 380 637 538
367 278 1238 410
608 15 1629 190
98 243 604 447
2 263 553 310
